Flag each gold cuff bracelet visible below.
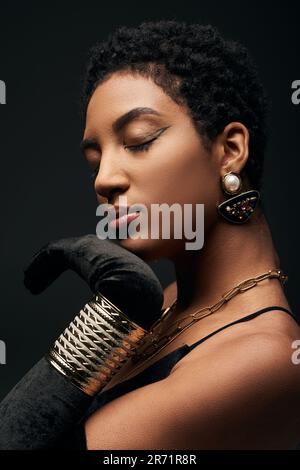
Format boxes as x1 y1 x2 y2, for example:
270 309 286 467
45 292 148 396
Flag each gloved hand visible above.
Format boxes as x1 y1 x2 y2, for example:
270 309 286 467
23 234 164 330
0 234 165 449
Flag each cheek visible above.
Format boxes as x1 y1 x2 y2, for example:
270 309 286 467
121 134 218 256
146 136 217 208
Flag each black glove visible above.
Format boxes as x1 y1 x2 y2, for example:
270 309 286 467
0 356 92 449
0 234 164 449
23 234 164 330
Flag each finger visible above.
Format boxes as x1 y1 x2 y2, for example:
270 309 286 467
23 244 66 294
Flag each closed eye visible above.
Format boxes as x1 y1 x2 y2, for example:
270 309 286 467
90 127 169 181
89 139 154 180
125 126 168 153
125 137 157 153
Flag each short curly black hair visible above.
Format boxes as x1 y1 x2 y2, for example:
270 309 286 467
80 20 269 190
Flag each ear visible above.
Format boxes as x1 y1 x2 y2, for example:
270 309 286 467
216 122 249 175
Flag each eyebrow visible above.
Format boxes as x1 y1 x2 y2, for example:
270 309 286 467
80 106 163 153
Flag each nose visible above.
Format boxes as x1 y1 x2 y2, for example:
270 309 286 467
94 150 130 202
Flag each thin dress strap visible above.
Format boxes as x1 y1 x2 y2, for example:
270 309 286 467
188 305 299 351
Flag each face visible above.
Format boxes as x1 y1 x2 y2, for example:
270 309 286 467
81 72 220 262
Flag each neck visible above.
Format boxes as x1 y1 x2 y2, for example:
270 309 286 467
169 208 285 318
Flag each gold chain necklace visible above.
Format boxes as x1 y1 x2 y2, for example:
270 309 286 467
129 268 288 371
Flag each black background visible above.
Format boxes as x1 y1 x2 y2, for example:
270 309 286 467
0 0 299 399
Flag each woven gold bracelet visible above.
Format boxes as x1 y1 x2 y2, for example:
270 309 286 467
45 292 148 396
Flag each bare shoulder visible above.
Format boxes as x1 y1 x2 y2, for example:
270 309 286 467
174 327 300 379
170 318 300 419
173 306 300 371
173 328 300 448
85 320 300 449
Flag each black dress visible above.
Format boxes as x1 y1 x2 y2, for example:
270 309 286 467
58 305 299 449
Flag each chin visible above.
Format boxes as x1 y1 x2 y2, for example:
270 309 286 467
118 236 183 262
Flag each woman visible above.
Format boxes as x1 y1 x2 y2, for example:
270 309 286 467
1 19 300 450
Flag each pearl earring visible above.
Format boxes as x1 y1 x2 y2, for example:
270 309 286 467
217 171 260 224
222 172 242 195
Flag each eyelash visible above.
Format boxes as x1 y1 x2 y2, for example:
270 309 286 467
90 135 159 181
125 136 157 153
